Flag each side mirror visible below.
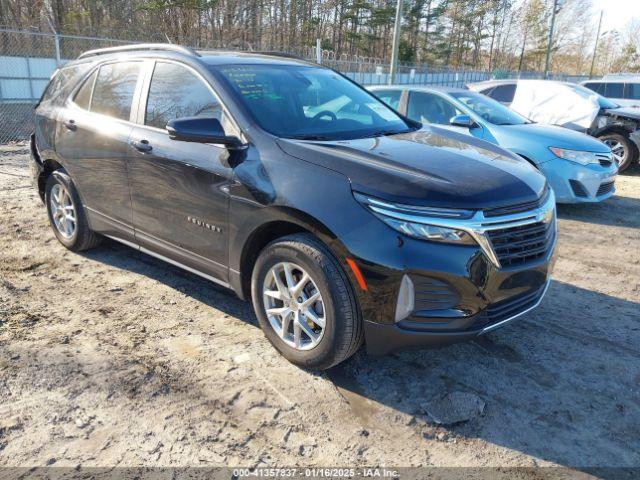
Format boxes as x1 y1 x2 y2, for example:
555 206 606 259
449 114 476 128
166 116 244 148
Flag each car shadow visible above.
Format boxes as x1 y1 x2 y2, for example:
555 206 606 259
620 163 640 177
80 240 640 473
327 280 640 475
557 193 640 229
79 238 259 327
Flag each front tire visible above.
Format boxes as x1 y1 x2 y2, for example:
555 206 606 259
251 233 362 370
45 169 101 251
599 132 637 172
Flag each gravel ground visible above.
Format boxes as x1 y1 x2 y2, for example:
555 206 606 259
1 145 639 475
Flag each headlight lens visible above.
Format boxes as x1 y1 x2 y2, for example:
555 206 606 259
549 147 600 165
355 193 477 245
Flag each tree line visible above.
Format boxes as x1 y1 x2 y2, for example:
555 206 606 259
1 0 639 75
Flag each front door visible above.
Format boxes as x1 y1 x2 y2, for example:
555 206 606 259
55 61 144 241
127 60 237 282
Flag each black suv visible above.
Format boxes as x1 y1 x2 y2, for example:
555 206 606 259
31 44 556 369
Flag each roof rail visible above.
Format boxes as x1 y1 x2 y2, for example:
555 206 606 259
78 43 199 59
251 51 304 60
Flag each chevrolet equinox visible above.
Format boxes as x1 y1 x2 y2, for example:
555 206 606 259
31 44 556 369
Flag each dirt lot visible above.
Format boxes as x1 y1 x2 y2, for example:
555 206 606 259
1 145 639 474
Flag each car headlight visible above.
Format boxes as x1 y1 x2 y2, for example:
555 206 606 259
549 147 600 165
354 193 477 245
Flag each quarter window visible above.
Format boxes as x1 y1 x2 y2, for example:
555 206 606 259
90 62 141 121
489 84 516 103
627 83 640 100
373 89 402 110
583 82 604 94
145 62 222 129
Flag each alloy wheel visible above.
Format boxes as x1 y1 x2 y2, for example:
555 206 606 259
262 261 326 350
603 139 626 167
50 183 77 238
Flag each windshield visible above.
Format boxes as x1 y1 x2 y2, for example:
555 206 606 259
449 91 529 125
569 84 619 109
214 64 413 140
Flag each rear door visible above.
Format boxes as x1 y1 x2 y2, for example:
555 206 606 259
55 61 144 241
127 60 237 282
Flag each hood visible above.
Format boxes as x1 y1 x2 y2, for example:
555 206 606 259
497 123 610 152
604 107 640 121
277 126 547 210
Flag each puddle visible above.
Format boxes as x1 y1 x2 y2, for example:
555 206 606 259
326 366 379 427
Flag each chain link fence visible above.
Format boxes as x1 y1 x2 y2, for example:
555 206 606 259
0 27 591 144
0 28 136 144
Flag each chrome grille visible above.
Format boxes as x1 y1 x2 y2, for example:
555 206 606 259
486 220 555 267
483 189 549 218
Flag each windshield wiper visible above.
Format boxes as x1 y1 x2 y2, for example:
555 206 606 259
367 129 405 137
289 134 333 140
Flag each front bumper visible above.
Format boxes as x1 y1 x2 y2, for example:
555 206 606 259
539 158 618 203
343 194 557 356
365 280 550 355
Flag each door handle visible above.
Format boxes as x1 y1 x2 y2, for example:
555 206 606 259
131 139 152 153
63 119 77 131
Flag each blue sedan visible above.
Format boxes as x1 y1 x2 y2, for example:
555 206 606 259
369 85 618 203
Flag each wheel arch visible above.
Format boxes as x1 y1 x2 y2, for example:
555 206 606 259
514 152 538 168
594 125 633 139
234 207 349 300
37 159 65 199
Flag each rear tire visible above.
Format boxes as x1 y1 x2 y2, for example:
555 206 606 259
599 133 637 172
251 233 362 370
45 169 102 251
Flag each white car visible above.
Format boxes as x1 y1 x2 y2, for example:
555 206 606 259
468 79 640 171
581 76 640 108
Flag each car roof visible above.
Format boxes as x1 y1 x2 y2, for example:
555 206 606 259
198 51 315 67
467 79 516 89
587 76 640 83
66 44 317 69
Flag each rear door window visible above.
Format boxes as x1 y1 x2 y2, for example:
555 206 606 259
90 62 142 121
489 84 516 103
73 70 97 110
144 61 223 130
604 82 624 98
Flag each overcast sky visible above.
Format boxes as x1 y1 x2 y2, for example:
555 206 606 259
592 0 640 33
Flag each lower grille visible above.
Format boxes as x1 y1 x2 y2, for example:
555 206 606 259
485 284 548 324
486 221 555 267
569 179 588 198
411 276 459 313
596 180 615 196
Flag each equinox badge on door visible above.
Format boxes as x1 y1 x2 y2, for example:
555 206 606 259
187 216 222 233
